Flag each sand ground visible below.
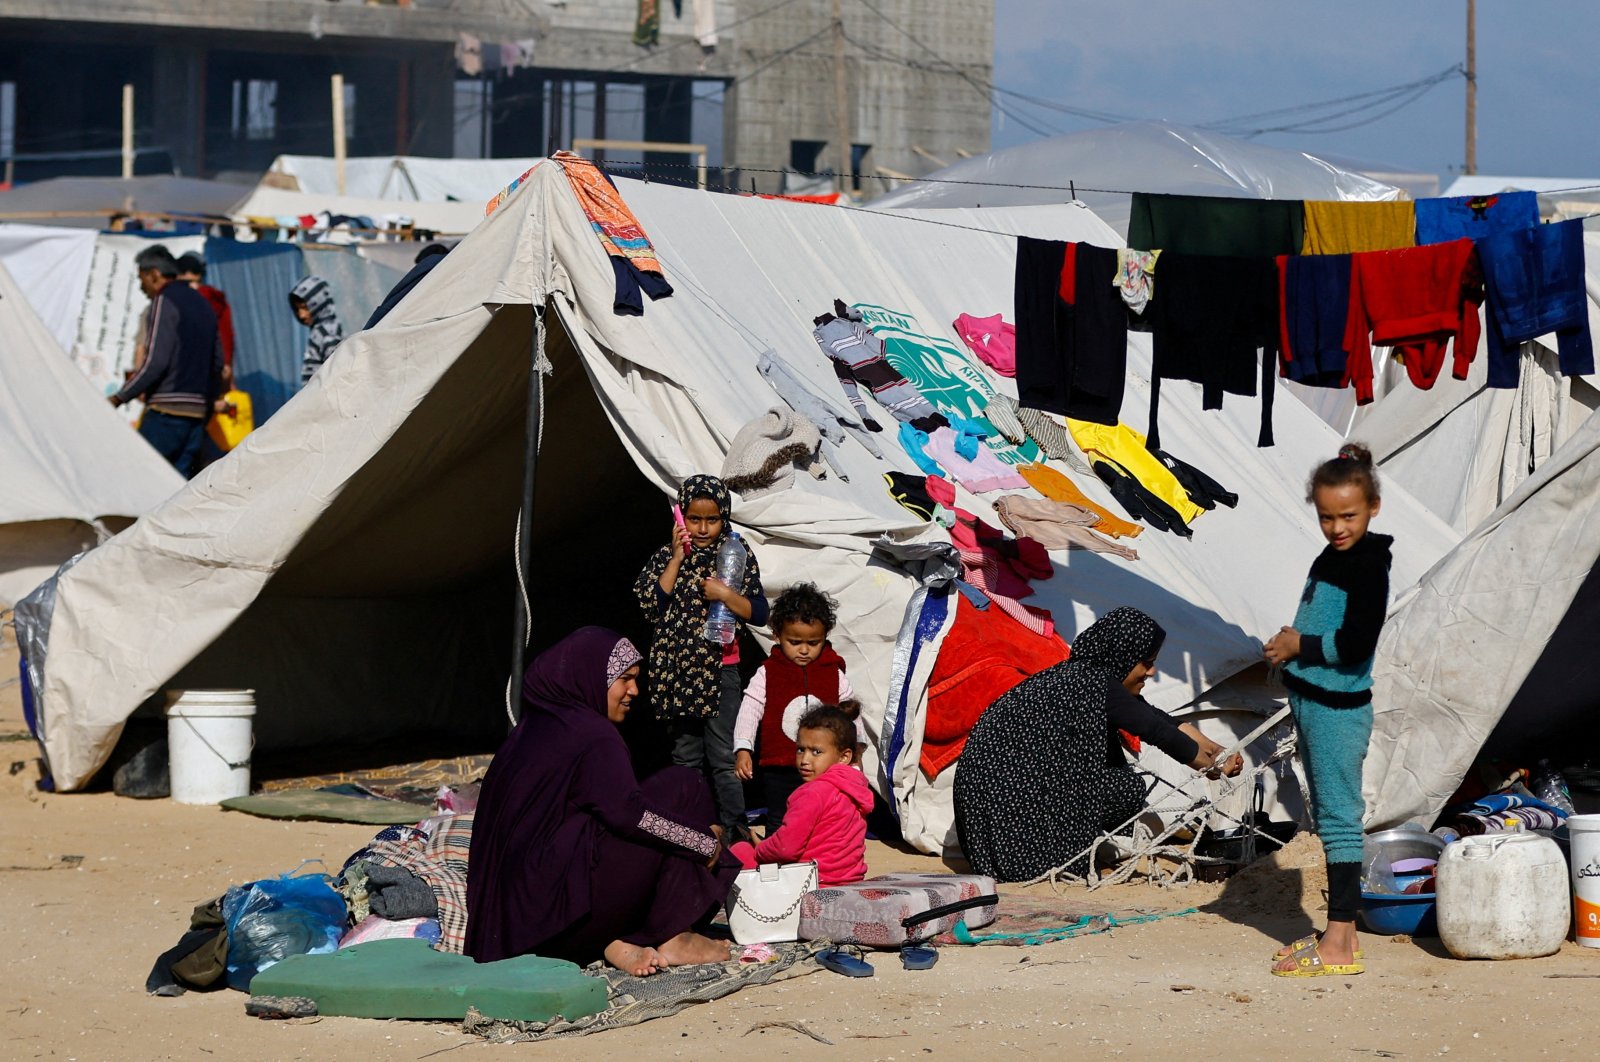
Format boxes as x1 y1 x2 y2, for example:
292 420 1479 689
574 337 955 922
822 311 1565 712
4 643 1598 1062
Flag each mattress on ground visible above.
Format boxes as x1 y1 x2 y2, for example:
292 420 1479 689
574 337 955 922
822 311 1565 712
247 938 608 1021
798 872 998 947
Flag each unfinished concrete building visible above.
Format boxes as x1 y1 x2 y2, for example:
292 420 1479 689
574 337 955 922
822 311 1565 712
0 0 991 198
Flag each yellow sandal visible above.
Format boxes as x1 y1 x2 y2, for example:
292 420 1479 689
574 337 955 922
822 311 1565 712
1271 940 1364 978
1271 934 1363 961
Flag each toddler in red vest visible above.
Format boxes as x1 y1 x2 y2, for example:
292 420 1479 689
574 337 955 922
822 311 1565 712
733 583 860 830
731 702 871 886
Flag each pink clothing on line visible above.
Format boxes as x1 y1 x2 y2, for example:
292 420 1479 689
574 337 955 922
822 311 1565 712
731 763 871 886
948 509 1056 637
953 312 1017 377
922 427 1028 494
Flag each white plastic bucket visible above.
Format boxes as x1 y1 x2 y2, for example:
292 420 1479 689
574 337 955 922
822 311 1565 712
1569 814 1600 947
165 689 255 805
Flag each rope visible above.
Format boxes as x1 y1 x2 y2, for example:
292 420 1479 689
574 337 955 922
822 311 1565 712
1024 706 1299 891
504 306 552 727
173 711 253 772
951 906 1199 946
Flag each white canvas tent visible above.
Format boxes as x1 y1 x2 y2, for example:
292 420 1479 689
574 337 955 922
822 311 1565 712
870 121 1403 236
22 167 1458 855
1366 405 1600 828
0 261 183 606
267 155 543 204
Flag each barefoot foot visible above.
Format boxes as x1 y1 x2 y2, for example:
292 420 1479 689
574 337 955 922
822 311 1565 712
603 940 666 976
656 931 732 967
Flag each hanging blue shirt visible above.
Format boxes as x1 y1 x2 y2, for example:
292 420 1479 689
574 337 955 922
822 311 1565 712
1477 219 1594 388
1414 191 1539 245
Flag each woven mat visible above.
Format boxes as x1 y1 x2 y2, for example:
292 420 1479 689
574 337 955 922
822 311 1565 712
462 941 827 1042
257 754 493 800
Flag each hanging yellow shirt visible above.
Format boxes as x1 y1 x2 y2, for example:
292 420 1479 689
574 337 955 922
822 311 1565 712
1301 200 1417 255
1066 420 1206 525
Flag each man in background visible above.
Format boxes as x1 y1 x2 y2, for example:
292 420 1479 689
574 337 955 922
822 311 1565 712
110 246 222 477
176 252 236 386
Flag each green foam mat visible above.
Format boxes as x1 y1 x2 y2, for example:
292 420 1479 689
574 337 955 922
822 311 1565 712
248 939 608 1022
220 789 428 824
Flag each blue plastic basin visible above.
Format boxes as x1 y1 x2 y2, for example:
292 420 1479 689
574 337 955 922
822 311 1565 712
1359 890 1437 936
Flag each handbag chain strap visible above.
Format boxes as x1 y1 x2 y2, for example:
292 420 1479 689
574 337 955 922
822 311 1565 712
731 881 812 923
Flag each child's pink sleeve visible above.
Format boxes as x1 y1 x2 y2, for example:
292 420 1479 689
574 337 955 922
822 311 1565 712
752 782 821 865
730 840 759 870
732 668 767 753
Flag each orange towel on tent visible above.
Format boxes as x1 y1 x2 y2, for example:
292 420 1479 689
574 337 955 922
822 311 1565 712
919 595 1070 779
1016 462 1143 539
1301 200 1417 255
551 151 664 276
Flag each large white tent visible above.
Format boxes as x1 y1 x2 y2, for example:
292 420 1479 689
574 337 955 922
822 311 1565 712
20 166 1458 855
870 121 1403 236
0 260 183 606
267 155 543 205
1366 405 1600 828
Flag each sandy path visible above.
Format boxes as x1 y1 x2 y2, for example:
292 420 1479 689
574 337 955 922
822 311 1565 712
3 643 1598 1061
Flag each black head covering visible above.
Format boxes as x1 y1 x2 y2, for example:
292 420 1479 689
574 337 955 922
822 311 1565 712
1068 605 1165 680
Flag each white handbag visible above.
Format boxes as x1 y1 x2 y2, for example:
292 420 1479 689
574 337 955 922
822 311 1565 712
726 861 819 944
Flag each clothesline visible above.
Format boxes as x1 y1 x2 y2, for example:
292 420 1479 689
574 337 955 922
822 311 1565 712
591 156 1600 202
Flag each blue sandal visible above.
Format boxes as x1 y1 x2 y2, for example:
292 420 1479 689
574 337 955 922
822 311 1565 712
818 945 875 978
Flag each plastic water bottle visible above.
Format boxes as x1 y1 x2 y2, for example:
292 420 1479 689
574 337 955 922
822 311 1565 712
1532 759 1576 816
702 532 747 645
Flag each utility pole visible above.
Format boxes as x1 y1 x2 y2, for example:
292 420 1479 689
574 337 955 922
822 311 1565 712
331 73 348 195
832 0 850 195
121 84 134 179
1464 0 1477 175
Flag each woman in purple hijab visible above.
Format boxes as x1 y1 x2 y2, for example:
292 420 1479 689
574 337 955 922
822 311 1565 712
465 626 738 975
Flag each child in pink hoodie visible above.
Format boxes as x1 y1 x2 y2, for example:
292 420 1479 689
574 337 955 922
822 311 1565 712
730 703 871 886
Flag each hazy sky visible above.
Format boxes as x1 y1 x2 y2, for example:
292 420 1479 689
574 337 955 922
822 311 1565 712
992 1 1600 181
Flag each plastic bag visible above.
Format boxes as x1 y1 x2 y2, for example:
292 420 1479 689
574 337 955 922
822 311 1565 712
222 864 347 990
1360 848 1401 895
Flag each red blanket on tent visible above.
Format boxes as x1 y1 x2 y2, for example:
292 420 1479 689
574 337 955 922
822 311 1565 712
919 595 1070 779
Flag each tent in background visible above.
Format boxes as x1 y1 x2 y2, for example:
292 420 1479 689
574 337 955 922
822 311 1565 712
869 121 1402 236
0 222 97 352
19 168 1458 859
0 176 250 229
230 184 487 239
0 260 182 606
267 155 543 205
1366 406 1600 828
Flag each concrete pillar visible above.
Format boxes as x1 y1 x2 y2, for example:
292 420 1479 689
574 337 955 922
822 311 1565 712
490 70 545 158
405 46 455 158
150 44 204 176
643 76 692 181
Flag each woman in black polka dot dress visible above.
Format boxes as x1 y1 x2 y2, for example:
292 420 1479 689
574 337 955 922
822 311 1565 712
954 606 1241 882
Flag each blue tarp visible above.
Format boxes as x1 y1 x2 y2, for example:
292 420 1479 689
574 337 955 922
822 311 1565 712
204 239 305 423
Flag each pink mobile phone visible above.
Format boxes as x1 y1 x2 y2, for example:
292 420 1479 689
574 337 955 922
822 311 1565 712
671 504 685 528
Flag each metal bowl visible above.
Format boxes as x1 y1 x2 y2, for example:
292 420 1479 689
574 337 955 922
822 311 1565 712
1363 828 1446 869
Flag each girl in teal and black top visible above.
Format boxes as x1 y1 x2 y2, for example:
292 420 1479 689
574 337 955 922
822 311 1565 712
1264 444 1391 979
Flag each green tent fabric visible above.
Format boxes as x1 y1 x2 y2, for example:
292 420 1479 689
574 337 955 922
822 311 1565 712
249 938 607 1021
220 788 429 824
1127 191 1305 258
